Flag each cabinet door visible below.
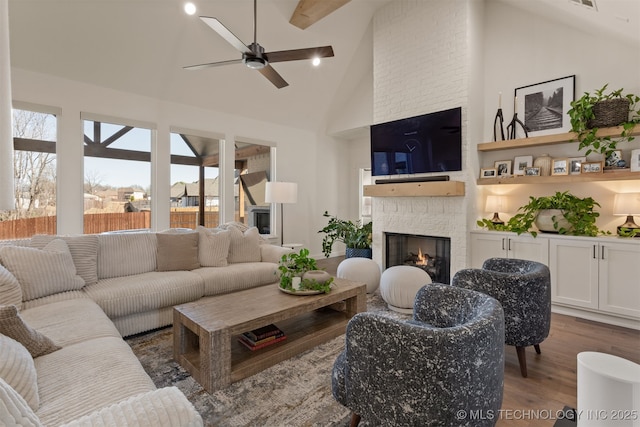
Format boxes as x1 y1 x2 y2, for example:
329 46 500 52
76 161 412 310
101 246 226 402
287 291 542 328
549 238 599 309
508 234 549 264
469 232 507 268
599 242 640 319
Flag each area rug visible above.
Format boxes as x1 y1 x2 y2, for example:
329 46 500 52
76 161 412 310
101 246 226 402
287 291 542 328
126 293 408 427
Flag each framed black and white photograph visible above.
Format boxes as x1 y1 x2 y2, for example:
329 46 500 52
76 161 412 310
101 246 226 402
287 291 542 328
551 158 569 176
568 156 586 175
581 161 604 174
513 155 533 175
524 167 540 176
514 75 575 138
494 160 512 176
480 168 498 179
631 149 640 172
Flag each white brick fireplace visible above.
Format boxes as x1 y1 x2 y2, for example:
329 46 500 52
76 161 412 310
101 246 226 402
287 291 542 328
370 0 484 279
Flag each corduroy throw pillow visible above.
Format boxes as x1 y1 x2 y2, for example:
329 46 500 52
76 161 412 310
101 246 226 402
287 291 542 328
0 305 60 358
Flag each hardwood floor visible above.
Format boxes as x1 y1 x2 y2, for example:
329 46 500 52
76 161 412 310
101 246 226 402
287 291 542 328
316 256 640 426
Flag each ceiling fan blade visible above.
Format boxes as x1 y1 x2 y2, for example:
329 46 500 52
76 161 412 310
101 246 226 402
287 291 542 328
199 16 251 54
183 58 243 71
258 65 289 89
266 46 334 63
290 0 351 30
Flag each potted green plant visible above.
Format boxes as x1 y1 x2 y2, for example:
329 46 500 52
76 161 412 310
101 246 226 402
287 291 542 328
568 84 640 157
478 191 602 237
318 211 372 258
277 248 333 293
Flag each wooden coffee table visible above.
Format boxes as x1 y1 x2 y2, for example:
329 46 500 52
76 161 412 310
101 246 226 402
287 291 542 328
172 278 366 392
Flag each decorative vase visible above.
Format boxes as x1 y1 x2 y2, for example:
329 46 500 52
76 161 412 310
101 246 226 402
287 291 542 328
535 209 573 233
345 248 372 259
302 270 331 285
533 154 552 176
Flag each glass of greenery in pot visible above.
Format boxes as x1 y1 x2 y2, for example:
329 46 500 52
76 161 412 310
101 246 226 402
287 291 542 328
277 248 333 293
318 211 372 258
568 84 640 158
478 191 603 237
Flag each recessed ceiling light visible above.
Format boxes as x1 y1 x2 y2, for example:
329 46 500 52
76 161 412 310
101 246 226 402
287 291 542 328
312 57 321 67
184 2 196 15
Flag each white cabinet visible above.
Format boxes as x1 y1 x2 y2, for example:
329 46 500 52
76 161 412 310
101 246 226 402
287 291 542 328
549 237 640 320
469 231 549 268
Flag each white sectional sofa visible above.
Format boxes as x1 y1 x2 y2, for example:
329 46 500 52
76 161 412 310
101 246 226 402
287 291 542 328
0 223 293 426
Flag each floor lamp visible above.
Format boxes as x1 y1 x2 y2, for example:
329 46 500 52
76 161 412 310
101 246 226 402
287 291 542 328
265 181 298 246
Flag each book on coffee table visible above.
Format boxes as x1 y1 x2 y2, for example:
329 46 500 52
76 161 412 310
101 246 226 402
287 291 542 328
244 324 284 342
238 334 287 351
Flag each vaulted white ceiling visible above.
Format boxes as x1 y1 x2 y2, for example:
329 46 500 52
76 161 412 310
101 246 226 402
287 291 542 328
8 0 639 132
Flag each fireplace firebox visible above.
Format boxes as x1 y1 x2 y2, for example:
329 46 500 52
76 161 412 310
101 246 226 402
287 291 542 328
385 232 451 283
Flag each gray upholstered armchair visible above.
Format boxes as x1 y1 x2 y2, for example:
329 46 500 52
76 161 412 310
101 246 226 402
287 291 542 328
332 283 505 427
452 258 551 378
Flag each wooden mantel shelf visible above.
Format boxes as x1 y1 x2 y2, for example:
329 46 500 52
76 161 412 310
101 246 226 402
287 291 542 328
363 181 465 197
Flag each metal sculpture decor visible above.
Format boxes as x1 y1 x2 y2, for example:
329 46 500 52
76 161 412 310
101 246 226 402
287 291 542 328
493 93 506 142
507 95 529 139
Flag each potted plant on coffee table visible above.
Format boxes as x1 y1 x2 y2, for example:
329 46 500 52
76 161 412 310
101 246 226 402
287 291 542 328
318 211 372 258
568 84 640 158
478 191 602 237
277 248 333 294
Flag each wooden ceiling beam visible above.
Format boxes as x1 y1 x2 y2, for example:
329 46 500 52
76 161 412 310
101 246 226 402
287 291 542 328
289 0 351 30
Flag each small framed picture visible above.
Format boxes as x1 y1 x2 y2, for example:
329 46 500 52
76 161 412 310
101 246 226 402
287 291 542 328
524 167 540 176
568 156 586 175
581 161 604 174
605 150 623 168
513 155 533 175
631 149 640 172
551 158 569 175
494 160 512 176
480 168 498 178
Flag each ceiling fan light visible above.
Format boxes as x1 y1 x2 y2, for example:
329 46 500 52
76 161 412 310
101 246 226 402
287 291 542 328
245 57 266 70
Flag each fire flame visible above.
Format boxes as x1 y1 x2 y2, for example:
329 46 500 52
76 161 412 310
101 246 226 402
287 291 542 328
416 248 427 266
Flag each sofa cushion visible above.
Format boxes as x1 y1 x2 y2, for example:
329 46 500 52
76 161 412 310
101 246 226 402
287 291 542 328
97 233 157 279
194 262 278 296
0 239 85 301
227 226 261 263
0 334 39 411
0 305 60 358
30 234 99 286
0 264 22 309
21 290 88 311
20 299 122 347
0 377 42 427
34 336 156 426
83 271 204 318
58 387 203 427
156 232 200 272
196 226 230 267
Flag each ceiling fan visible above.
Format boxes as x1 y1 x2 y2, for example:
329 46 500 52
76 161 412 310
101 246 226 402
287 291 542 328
184 0 335 89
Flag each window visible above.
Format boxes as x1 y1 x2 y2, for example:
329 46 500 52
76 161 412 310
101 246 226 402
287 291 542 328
83 118 152 233
170 131 220 229
0 107 57 239
234 140 271 234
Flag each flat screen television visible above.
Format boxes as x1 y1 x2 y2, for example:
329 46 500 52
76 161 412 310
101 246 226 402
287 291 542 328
370 107 462 177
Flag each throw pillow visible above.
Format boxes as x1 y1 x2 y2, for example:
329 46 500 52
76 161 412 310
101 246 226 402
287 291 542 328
0 334 40 411
0 305 60 358
0 239 85 301
227 226 261 263
0 377 42 427
30 234 99 286
0 265 22 309
156 232 200 272
196 226 230 267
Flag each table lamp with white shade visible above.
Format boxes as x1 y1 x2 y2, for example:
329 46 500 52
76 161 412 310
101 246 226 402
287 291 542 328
613 192 640 236
265 181 298 246
485 195 507 225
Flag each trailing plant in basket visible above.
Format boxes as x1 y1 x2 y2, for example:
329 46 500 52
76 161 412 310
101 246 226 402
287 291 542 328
277 248 333 293
477 191 603 237
568 84 640 157
318 211 372 258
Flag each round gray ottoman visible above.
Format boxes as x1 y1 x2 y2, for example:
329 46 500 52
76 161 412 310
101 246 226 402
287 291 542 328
336 257 381 294
380 265 432 313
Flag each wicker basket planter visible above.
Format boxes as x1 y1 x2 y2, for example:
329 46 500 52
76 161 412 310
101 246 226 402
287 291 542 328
587 98 630 128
